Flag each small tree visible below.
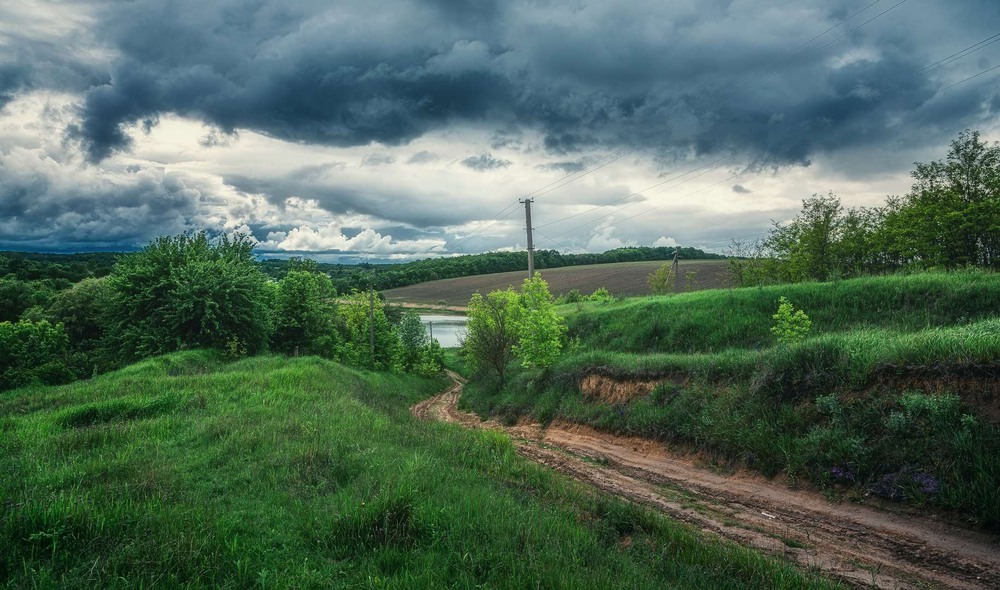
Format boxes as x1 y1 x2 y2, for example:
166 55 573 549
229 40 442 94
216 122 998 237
272 269 339 356
462 288 521 386
398 311 429 372
771 297 812 343
647 263 675 294
514 273 566 369
335 289 400 371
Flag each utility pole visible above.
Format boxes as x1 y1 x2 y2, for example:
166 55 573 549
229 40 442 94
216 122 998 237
520 198 535 278
671 247 681 293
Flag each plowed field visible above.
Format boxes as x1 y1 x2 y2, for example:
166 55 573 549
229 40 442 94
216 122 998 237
384 259 729 306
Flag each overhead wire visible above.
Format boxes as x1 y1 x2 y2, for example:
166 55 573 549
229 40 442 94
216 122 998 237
460 0 902 256
445 144 637 253
578 57 1000 239
532 0 911 239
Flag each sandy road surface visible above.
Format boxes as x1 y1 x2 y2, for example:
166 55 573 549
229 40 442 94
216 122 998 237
411 371 1000 589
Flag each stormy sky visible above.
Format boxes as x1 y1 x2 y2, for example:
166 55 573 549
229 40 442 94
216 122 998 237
1 0 998 260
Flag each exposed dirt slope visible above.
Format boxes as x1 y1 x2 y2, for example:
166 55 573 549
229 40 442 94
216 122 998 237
412 372 1000 590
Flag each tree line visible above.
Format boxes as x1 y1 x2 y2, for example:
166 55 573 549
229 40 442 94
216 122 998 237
261 246 724 292
2 244 721 321
730 130 1000 285
0 234 442 392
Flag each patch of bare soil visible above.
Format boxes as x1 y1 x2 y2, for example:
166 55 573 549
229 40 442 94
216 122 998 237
579 374 662 403
412 373 1000 590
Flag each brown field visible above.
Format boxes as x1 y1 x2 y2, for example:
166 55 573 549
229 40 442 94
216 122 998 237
383 259 731 306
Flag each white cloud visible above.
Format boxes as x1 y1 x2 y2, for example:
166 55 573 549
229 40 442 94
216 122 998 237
261 224 446 254
653 236 678 247
585 222 637 251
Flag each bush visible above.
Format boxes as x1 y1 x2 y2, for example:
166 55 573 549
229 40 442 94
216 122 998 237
771 297 811 343
104 232 272 361
0 320 74 390
398 311 430 372
516 273 567 369
272 269 340 356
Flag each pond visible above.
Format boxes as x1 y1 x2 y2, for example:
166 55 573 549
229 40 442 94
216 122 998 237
419 314 467 348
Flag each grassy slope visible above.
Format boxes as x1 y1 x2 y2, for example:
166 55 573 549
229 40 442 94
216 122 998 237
564 270 1000 354
0 352 838 589
460 272 1000 530
384 260 729 306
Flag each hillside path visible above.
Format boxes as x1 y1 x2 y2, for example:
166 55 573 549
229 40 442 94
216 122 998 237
411 371 1000 590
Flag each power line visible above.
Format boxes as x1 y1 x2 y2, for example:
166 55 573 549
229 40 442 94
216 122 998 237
446 145 637 252
533 2 911 234
541 119 814 240
533 227 575 252
919 33 1000 73
469 0 903 241
936 62 1000 93
556 172 744 237
580 58 1000 243
728 0 885 92
528 147 638 200
446 201 521 252
737 0 910 98
544 37 1000 246
534 145 753 230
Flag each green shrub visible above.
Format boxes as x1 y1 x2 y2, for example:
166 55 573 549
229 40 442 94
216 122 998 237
104 232 272 361
771 297 811 343
0 320 74 390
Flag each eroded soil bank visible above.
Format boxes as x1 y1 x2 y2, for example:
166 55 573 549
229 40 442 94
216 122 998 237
412 372 1000 590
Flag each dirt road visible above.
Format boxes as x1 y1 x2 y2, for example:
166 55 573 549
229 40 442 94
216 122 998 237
411 372 1000 589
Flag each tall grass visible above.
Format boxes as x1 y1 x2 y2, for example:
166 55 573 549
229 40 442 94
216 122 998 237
460 271 1000 529
0 351 838 589
565 270 1000 353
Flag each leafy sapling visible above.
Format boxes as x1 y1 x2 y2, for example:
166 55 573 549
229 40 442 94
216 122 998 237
771 296 812 343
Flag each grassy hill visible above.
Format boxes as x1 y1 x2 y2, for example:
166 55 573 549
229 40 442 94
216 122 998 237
0 352 837 589
384 259 730 306
459 271 1000 530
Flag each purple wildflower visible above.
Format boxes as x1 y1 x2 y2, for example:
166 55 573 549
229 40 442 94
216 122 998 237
830 465 856 482
912 472 941 495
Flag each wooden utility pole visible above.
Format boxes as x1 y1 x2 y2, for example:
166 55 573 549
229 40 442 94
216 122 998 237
520 198 535 278
671 247 681 293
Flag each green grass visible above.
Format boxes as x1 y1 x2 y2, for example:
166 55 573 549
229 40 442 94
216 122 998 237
564 270 1000 354
458 272 1000 531
0 351 839 589
555 318 1000 399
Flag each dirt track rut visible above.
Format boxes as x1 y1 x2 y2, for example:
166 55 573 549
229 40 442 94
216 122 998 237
411 371 1000 589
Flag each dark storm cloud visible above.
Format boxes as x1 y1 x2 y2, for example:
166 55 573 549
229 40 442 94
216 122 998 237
732 184 752 194
41 0 997 166
407 150 439 164
0 64 30 109
361 153 397 167
0 151 205 249
4 0 1000 255
226 171 469 228
461 152 511 171
539 160 586 174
